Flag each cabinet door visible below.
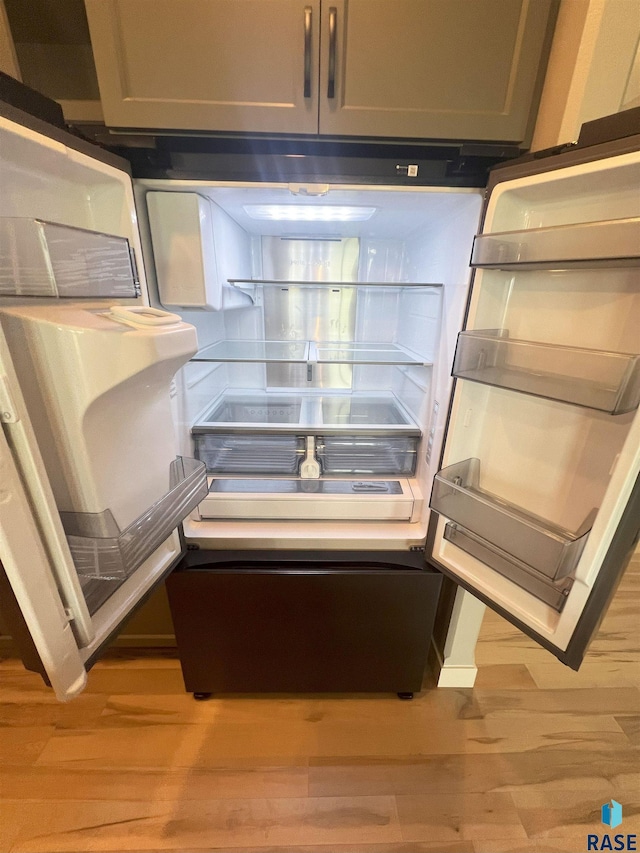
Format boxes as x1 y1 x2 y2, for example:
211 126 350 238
319 0 555 144
85 0 320 133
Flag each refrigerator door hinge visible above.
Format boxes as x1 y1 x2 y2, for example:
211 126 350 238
63 606 75 624
0 375 19 424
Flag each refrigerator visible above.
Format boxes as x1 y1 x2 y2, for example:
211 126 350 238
0 90 638 701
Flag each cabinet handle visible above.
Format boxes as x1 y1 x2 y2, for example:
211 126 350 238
304 6 312 98
327 6 337 99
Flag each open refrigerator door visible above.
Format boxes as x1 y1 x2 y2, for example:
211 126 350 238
428 141 640 668
0 108 207 698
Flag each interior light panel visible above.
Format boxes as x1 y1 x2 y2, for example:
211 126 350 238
243 205 377 222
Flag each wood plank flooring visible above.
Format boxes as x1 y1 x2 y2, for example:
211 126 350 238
0 558 638 853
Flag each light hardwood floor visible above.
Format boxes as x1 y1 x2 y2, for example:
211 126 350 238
0 558 638 853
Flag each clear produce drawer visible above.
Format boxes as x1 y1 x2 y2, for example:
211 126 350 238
452 330 640 414
317 436 418 476
430 458 593 583
194 434 305 475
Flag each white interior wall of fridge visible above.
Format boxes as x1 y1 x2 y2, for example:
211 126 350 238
135 180 483 547
431 150 640 649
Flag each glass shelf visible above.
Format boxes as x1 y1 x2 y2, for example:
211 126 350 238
193 340 309 363
229 279 443 289
192 340 430 367
192 391 421 435
471 217 640 270
313 342 431 366
431 458 593 585
452 330 640 414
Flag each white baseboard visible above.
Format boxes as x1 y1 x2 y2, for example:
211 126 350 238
430 639 479 688
437 663 478 688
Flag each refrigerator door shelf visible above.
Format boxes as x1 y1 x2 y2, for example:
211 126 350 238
471 216 640 270
430 458 593 584
60 456 207 584
452 330 640 414
443 523 573 612
0 218 140 298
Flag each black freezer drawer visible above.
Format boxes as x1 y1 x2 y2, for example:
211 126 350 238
166 550 442 694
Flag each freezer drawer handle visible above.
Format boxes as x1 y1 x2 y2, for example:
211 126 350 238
327 7 337 98
303 6 313 98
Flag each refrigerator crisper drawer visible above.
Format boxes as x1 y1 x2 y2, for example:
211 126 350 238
317 436 418 475
470 217 640 270
0 218 139 297
452 330 640 414
199 478 419 521
61 457 207 580
194 434 305 474
430 458 592 583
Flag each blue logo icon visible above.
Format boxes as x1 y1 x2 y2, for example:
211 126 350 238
602 800 623 829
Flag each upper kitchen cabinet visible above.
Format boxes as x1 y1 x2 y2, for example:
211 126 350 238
85 0 556 144
84 0 321 134
320 0 556 143
3 0 103 122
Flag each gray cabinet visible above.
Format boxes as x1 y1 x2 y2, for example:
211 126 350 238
85 0 320 134
320 0 555 143
86 0 555 143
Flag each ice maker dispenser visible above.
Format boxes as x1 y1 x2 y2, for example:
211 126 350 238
0 304 202 576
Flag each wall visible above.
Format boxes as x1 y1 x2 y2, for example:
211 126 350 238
532 0 640 149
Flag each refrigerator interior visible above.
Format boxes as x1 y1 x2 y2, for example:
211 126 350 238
136 179 484 542
430 150 640 647
4 102 637 651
